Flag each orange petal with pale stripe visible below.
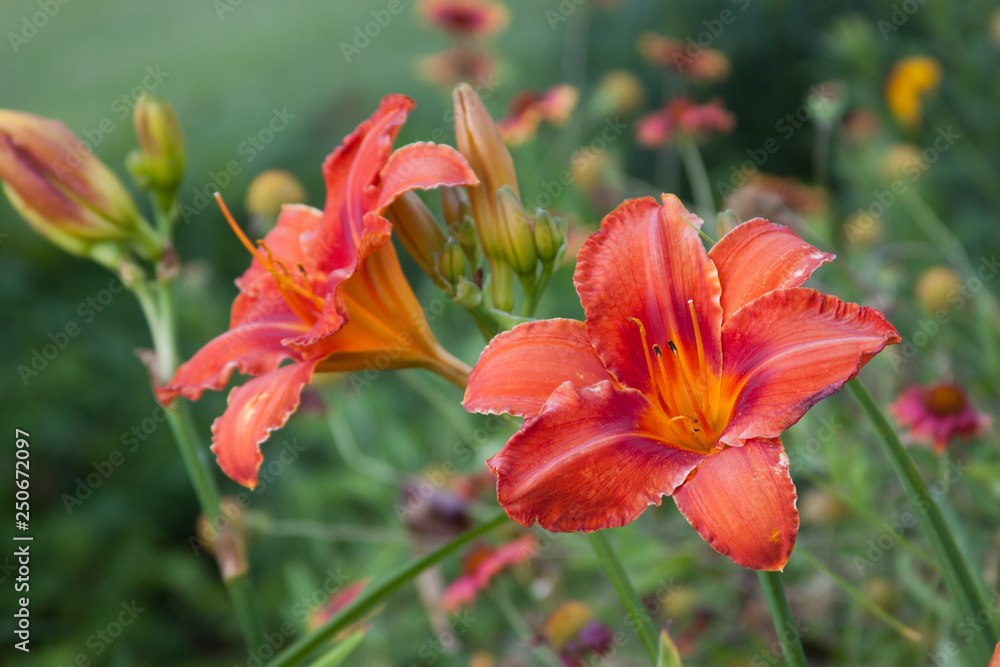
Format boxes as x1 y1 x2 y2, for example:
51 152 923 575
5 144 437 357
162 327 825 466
464 318 616 418
673 438 797 571
156 315 309 405
210 360 318 488
719 288 901 446
709 218 834 323
487 381 705 532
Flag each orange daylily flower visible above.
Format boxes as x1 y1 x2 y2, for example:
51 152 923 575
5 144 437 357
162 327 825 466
417 0 509 38
465 195 900 570
497 84 579 146
635 98 734 149
157 95 478 488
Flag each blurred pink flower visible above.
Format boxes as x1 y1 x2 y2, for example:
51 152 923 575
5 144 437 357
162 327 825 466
638 32 730 82
498 84 579 146
635 98 735 148
890 382 992 454
442 534 537 610
418 0 509 37
418 46 496 88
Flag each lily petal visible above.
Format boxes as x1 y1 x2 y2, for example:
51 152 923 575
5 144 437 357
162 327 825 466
709 218 834 323
375 142 478 213
289 211 393 350
210 359 318 488
719 288 900 445
673 438 797 571
464 319 617 418
156 315 309 405
575 194 722 393
307 94 414 272
488 381 705 532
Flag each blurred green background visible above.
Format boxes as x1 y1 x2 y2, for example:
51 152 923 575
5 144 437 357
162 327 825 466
2 0 1000 665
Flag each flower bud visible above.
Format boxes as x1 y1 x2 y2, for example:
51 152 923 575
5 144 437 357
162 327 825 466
916 265 961 311
808 81 845 129
387 191 446 282
532 208 566 263
0 109 152 258
453 276 483 309
245 169 306 218
881 143 924 181
591 69 645 117
456 214 481 266
435 238 467 287
127 94 185 203
440 185 471 233
495 186 537 277
453 83 519 306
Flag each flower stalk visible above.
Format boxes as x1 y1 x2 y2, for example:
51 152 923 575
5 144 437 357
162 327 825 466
848 379 999 665
587 531 659 665
757 571 808 667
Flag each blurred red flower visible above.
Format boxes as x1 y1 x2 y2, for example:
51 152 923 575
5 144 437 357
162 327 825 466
498 84 579 146
465 195 899 570
442 534 537 610
635 98 734 149
638 32 730 82
418 0 509 37
890 382 992 454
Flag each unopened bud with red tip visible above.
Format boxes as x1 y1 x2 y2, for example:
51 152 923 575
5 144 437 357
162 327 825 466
127 94 185 205
453 83 519 308
532 208 566 263
496 186 537 277
0 109 156 259
436 238 467 287
387 191 446 283
440 185 471 234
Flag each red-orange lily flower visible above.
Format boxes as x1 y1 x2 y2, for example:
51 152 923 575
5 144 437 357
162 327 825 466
157 95 478 488
464 195 900 570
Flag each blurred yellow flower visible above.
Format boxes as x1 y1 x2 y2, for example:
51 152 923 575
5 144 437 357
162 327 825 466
884 56 941 128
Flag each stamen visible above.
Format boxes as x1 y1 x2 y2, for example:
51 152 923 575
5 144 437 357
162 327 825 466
667 340 678 354
215 193 324 323
629 318 658 387
687 300 708 398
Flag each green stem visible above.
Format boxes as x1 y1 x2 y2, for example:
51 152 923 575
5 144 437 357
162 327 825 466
132 271 264 651
757 571 808 667
523 262 553 318
518 274 537 318
677 137 716 228
848 379 998 665
587 531 659 665
269 513 509 667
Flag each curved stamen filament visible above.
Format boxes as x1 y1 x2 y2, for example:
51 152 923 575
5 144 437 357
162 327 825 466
658 342 715 442
215 193 325 323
